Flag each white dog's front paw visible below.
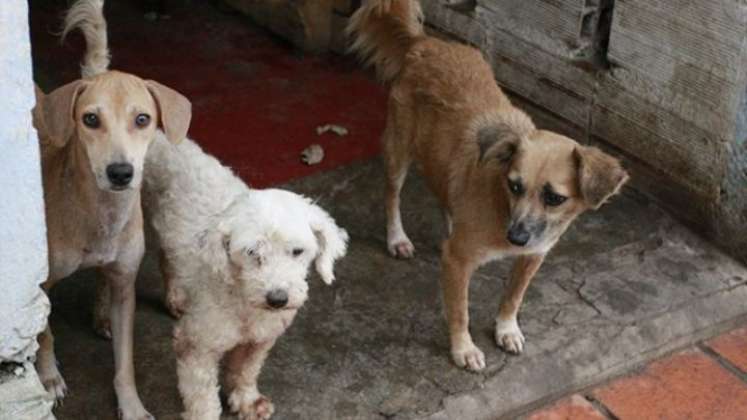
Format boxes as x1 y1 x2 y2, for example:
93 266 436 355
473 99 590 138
495 317 525 354
451 340 486 371
39 364 67 403
230 392 274 420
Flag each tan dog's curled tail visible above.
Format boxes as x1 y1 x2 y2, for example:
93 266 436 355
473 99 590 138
346 0 424 82
62 0 110 78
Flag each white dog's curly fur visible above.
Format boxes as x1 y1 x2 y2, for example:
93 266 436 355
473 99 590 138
143 132 349 420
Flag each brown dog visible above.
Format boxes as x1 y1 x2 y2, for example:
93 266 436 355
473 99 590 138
32 1 191 418
348 0 628 371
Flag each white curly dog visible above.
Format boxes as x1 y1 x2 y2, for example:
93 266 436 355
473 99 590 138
143 132 349 420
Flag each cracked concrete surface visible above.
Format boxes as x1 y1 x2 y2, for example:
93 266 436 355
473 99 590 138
47 159 747 420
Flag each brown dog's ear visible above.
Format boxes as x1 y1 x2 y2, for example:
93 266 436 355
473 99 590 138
145 80 191 144
476 108 534 164
574 146 629 210
37 80 86 147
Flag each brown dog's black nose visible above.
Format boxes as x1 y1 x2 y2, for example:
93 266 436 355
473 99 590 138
507 223 530 246
266 289 288 309
106 163 134 187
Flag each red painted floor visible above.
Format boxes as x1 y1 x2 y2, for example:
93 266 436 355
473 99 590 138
29 0 387 187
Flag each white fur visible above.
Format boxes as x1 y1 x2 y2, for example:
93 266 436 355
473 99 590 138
143 132 348 420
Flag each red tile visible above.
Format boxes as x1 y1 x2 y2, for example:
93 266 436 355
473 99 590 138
526 395 606 420
706 326 747 373
593 349 747 420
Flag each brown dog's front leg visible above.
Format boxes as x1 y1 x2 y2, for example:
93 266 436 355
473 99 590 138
225 340 277 420
101 262 153 420
495 253 545 354
441 239 484 371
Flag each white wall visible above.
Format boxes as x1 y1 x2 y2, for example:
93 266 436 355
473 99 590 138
0 0 51 363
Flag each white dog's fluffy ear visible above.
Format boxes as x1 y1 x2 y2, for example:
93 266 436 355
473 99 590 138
197 220 234 284
308 203 349 285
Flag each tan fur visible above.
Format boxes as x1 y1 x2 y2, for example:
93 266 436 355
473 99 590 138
33 1 191 418
348 0 629 370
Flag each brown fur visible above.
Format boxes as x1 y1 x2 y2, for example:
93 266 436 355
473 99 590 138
348 0 628 370
32 1 191 418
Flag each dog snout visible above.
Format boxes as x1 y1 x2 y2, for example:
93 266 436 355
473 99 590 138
507 222 530 246
266 289 289 309
106 162 134 188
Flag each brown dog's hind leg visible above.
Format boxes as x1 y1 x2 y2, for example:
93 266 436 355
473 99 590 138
495 254 545 354
441 238 484 371
36 324 68 402
93 278 112 339
224 341 276 420
383 120 414 259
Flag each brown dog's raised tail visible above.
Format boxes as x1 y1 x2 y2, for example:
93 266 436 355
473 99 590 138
346 0 424 82
62 0 110 78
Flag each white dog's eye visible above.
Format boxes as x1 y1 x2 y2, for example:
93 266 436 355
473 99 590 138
292 248 304 257
247 248 256 256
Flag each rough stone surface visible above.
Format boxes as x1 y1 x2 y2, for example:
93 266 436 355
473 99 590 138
592 349 747 420
46 157 747 420
0 0 51 363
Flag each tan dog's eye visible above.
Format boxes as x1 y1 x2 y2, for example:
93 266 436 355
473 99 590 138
135 113 151 128
292 248 304 257
508 179 524 195
543 190 567 207
82 113 100 128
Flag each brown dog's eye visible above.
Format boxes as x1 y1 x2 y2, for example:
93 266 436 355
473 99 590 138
508 179 524 195
292 248 304 257
82 113 100 128
544 191 567 207
135 113 151 128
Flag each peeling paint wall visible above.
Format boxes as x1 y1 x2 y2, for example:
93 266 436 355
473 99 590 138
0 0 51 363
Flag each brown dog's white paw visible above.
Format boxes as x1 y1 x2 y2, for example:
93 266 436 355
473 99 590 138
387 239 415 259
39 365 67 403
117 394 154 420
451 341 486 371
230 392 274 420
495 317 525 354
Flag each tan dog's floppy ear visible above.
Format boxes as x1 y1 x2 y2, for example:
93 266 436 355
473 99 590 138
477 108 533 164
145 80 191 144
37 80 86 147
574 146 629 210
308 202 349 285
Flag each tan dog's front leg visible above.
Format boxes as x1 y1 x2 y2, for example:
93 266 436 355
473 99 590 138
495 254 545 354
101 262 152 420
441 239 484 371
225 341 276 420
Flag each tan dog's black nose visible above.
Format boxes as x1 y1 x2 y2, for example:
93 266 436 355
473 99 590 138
266 289 288 309
106 163 134 187
507 223 530 246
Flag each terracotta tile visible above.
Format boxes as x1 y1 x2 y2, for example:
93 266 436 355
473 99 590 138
706 326 747 373
593 349 747 420
526 394 606 420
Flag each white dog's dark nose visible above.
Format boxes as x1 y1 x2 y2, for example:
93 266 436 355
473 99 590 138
106 163 134 187
266 289 288 309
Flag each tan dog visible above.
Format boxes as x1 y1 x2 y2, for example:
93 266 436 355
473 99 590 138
348 0 628 371
32 1 191 418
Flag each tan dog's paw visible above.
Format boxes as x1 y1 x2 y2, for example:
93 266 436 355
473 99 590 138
117 394 154 420
388 239 415 259
451 341 486 371
93 316 112 340
495 317 525 354
165 287 187 319
230 392 274 420
39 364 67 403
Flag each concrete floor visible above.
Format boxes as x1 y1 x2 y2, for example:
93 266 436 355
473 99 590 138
47 157 747 420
